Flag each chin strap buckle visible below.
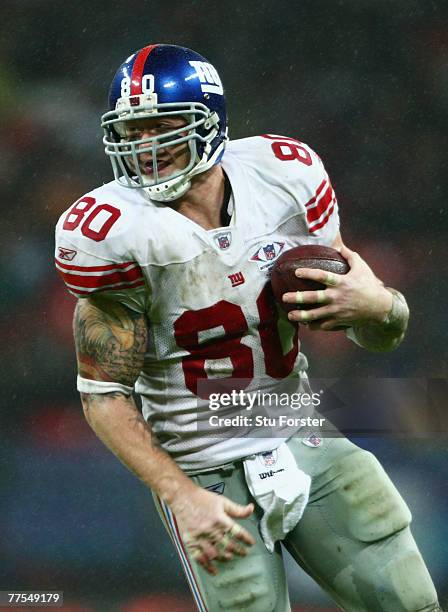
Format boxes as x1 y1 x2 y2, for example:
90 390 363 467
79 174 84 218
204 111 220 130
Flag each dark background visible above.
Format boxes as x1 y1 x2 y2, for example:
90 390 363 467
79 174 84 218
0 1 447 610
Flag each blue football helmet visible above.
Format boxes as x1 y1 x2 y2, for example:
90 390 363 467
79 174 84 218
101 44 227 202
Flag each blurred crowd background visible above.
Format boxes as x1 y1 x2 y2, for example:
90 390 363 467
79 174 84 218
0 0 447 610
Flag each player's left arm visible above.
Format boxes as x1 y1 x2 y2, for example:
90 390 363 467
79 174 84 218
283 232 409 352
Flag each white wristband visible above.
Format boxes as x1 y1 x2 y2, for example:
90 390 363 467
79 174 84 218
383 288 409 331
345 288 409 352
77 375 134 396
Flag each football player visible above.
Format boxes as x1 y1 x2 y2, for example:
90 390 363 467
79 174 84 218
55 44 441 611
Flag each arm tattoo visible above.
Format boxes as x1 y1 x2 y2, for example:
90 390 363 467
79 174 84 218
126 407 161 447
74 298 147 386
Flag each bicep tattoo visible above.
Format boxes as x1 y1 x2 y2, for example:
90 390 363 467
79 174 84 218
74 298 148 386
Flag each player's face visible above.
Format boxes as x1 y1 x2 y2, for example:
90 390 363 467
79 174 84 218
123 116 189 179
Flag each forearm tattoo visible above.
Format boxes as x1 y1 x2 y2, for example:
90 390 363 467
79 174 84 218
74 298 148 386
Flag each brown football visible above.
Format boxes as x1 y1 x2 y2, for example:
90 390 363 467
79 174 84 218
270 245 349 312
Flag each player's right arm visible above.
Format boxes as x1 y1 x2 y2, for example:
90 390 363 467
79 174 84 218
74 295 254 574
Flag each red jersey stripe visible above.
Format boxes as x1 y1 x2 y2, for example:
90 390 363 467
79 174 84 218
170 510 208 611
67 279 146 297
154 496 208 612
58 265 143 289
305 179 327 208
306 183 334 225
130 44 157 95
55 258 137 273
309 199 336 233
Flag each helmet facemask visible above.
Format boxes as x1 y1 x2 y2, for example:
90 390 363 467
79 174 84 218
101 94 223 202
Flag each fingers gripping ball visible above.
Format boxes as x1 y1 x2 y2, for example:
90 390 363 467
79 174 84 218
270 245 349 312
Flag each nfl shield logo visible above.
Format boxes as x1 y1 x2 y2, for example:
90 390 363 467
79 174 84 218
259 450 278 467
215 232 231 250
250 241 285 272
302 433 322 448
263 244 276 260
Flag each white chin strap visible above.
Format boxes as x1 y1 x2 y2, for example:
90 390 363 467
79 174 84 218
145 174 192 202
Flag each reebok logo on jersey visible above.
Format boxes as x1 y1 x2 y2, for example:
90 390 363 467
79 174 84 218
58 247 77 261
228 271 245 287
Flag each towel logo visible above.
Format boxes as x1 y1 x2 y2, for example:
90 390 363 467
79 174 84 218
259 450 278 467
259 468 285 480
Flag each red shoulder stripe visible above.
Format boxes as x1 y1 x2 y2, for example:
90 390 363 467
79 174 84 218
305 179 327 208
309 200 336 233
55 258 137 272
306 182 335 225
57 265 143 289
67 278 146 297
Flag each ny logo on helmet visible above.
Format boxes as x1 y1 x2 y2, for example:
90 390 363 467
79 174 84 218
189 61 223 95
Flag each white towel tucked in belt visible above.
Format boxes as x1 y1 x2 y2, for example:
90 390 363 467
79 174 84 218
243 442 311 552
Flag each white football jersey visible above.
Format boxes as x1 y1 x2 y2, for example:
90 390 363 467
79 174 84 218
55 135 339 471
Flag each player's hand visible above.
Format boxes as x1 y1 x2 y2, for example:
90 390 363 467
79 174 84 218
282 244 393 331
170 486 255 575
